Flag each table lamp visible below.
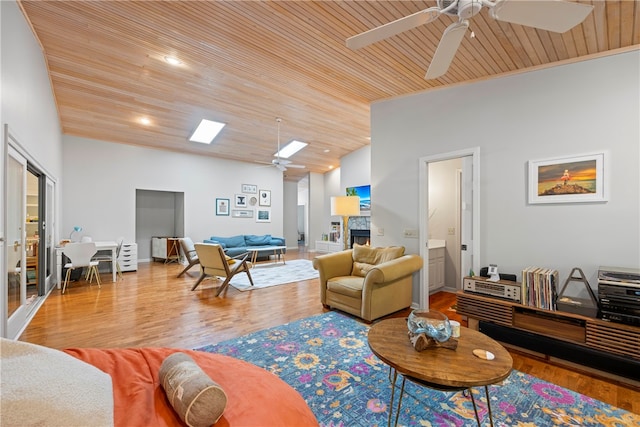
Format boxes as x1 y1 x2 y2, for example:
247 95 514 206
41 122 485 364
69 226 82 242
330 196 360 250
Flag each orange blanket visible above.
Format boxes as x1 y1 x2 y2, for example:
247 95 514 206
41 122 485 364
64 347 318 427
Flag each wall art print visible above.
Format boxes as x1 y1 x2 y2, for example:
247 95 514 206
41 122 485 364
528 152 606 204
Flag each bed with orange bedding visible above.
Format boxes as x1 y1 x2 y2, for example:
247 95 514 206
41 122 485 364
63 347 319 427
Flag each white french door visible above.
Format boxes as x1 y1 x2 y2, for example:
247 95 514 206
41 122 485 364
6 146 29 338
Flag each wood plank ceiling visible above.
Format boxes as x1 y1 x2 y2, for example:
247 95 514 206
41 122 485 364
19 1 639 181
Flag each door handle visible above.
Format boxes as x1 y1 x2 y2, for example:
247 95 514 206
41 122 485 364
14 240 22 251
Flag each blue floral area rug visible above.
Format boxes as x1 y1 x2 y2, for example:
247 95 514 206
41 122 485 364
196 311 639 427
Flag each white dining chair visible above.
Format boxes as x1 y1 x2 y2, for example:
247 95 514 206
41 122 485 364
93 237 124 280
61 242 101 294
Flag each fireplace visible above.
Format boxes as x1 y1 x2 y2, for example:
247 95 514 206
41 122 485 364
350 229 370 248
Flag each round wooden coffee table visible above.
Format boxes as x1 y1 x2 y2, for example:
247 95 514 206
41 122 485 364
368 318 512 427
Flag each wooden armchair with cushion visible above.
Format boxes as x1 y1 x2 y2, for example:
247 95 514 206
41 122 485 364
177 237 199 278
313 244 423 322
192 243 254 296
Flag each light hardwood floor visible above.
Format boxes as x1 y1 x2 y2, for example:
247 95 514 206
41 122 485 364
20 248 639 414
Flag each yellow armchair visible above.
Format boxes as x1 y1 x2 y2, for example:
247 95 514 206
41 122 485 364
313 245 423 322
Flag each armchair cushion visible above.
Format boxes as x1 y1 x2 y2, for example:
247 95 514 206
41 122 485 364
351 244 405 277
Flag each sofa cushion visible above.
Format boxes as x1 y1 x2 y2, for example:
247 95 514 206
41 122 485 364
269 237 285 246
351 244 405 277
209 235 246 248
327 276 364 298
245 234 272 246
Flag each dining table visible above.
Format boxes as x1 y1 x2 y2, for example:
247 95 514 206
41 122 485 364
55 241 119 288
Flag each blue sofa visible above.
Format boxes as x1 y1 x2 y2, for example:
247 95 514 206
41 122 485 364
203 234 286 258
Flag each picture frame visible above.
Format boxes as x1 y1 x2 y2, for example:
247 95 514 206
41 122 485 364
242 184 257 194
232 209 254 218
259 189 271 206
528 152 607 204
215 198 230 216
256 208 271 222
235 194 248 207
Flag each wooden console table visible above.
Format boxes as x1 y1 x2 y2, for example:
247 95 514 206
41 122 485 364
456 288 640 384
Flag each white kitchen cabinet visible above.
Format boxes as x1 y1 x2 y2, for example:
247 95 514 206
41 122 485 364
428 247 445 290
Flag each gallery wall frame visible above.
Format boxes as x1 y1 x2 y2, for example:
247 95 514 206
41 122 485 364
259 189 271 206
256 208 271 222
235 194 248 207
232 209 253 218
216 198 230 216
528 152 607 204
242 184 257 193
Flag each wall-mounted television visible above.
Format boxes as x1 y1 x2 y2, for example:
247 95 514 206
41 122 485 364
346 185 370 212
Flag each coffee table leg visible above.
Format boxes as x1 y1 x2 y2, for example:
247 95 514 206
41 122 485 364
484 385 494 427
467 388 481 427
387 368 398 427
394 376 407 426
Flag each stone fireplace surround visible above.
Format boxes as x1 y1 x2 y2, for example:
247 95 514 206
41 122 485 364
347 216 370 248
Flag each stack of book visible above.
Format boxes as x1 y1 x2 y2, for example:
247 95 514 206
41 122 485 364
521 267 559 310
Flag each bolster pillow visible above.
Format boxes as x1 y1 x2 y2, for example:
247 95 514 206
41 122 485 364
159 352 228 427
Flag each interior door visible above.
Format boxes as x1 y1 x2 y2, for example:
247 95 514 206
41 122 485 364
460 156 473 282
6 146 28 338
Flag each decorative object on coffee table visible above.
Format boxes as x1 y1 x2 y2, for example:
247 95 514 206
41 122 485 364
407 309 457 350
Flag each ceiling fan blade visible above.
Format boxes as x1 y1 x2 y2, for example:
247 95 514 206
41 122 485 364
276 164 287 172
425 20 469 80
285 164 305 169
346 7 440 50
489 0 594 33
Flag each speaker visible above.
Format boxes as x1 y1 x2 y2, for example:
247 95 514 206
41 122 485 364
479 266 516 282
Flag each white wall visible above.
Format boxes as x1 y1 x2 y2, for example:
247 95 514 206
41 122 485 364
62 135 285 247
1 0 64 337
1 1 62 182
283 180 299 249
307 172 325 251
371 50 640 298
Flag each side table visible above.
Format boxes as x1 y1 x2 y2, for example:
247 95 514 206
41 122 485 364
368 318 512 427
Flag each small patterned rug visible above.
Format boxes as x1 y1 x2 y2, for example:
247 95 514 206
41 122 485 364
229 259 319 291
197 311 639 427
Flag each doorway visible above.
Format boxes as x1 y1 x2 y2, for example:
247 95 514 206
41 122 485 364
419 147 480 309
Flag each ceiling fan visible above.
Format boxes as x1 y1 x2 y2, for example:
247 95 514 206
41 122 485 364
346 0 594 80
269 118 305 172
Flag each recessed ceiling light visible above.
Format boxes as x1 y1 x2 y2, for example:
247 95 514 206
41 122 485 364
189 119 226 144
329 165 334 170
140 117 151 125
323 149 330 153
164 56 182 66
275 140 307 159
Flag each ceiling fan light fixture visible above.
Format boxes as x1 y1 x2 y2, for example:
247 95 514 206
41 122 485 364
189 119 226 144
274 140 307 158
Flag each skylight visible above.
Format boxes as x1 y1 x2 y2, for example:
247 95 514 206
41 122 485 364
275 140 307 158
189 119 226 144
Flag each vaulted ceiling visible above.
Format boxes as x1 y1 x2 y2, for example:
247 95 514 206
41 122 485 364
19 1 639 180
